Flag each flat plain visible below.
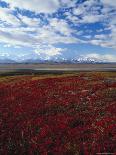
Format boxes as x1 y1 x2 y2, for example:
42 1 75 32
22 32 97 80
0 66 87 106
0 63 116 74
0 66 116 154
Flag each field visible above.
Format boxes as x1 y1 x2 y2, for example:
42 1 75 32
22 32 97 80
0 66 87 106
0 63 116 74
0 71 116 154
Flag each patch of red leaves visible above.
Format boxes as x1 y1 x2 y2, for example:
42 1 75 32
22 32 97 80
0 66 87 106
0 74 116 154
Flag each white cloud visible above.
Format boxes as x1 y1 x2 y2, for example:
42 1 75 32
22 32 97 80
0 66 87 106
95 34 107 39
73 7 84 16
81 14 104 23
3 0 77 14
0 7 20 26
84 35 92 39
0 0 116 56
61 0 76 8
69 2 106 24
19 15 40 27
102 0 116 7
88 25 116 49
34 45 63 59
64 0 116 49
49 18 74 36
0 23 79 48
0 29 37 47
34 25 79 44
3 0 60 13
84 53 116 62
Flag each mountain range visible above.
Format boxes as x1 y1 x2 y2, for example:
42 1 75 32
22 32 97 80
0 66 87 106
0 57 115 64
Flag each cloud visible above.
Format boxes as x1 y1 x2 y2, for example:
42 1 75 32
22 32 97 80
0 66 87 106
34 45 64 59
0 7 20 26
81 14 104 23
3 0 77 14
65 0 116 49
49 18 74 36
102 0 116 7
95 34 107 39
19 15 40 27
61 0 76 8
0 23 79 48
3 0 60 13
88 26 116 49
73 7 84 16
35 25 79 44
84 53 116 62
0 0 116 61
0 29 37 47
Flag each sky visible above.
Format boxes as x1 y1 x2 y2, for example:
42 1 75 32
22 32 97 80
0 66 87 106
0 0 116 62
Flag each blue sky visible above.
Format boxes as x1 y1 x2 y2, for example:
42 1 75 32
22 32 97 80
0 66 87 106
0 0 116 62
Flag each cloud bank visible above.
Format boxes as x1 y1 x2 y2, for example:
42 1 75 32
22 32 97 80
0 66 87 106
0 0 116 61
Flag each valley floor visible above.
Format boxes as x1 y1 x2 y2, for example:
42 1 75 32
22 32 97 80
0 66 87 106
0 63 116 74
0 72 116 154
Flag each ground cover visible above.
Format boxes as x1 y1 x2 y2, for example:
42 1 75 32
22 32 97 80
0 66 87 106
0 72 116 154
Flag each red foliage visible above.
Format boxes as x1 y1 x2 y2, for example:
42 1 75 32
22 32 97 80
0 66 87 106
0 74 116 154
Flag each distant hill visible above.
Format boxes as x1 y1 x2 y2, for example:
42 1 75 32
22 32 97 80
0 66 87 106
0 57 115 64
0 58 16 64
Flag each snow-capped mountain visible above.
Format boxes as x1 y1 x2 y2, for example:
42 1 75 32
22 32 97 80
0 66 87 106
0 58 16 64
0 55 115 64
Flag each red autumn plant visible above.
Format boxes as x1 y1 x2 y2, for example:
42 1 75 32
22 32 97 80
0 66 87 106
0 73 116 154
